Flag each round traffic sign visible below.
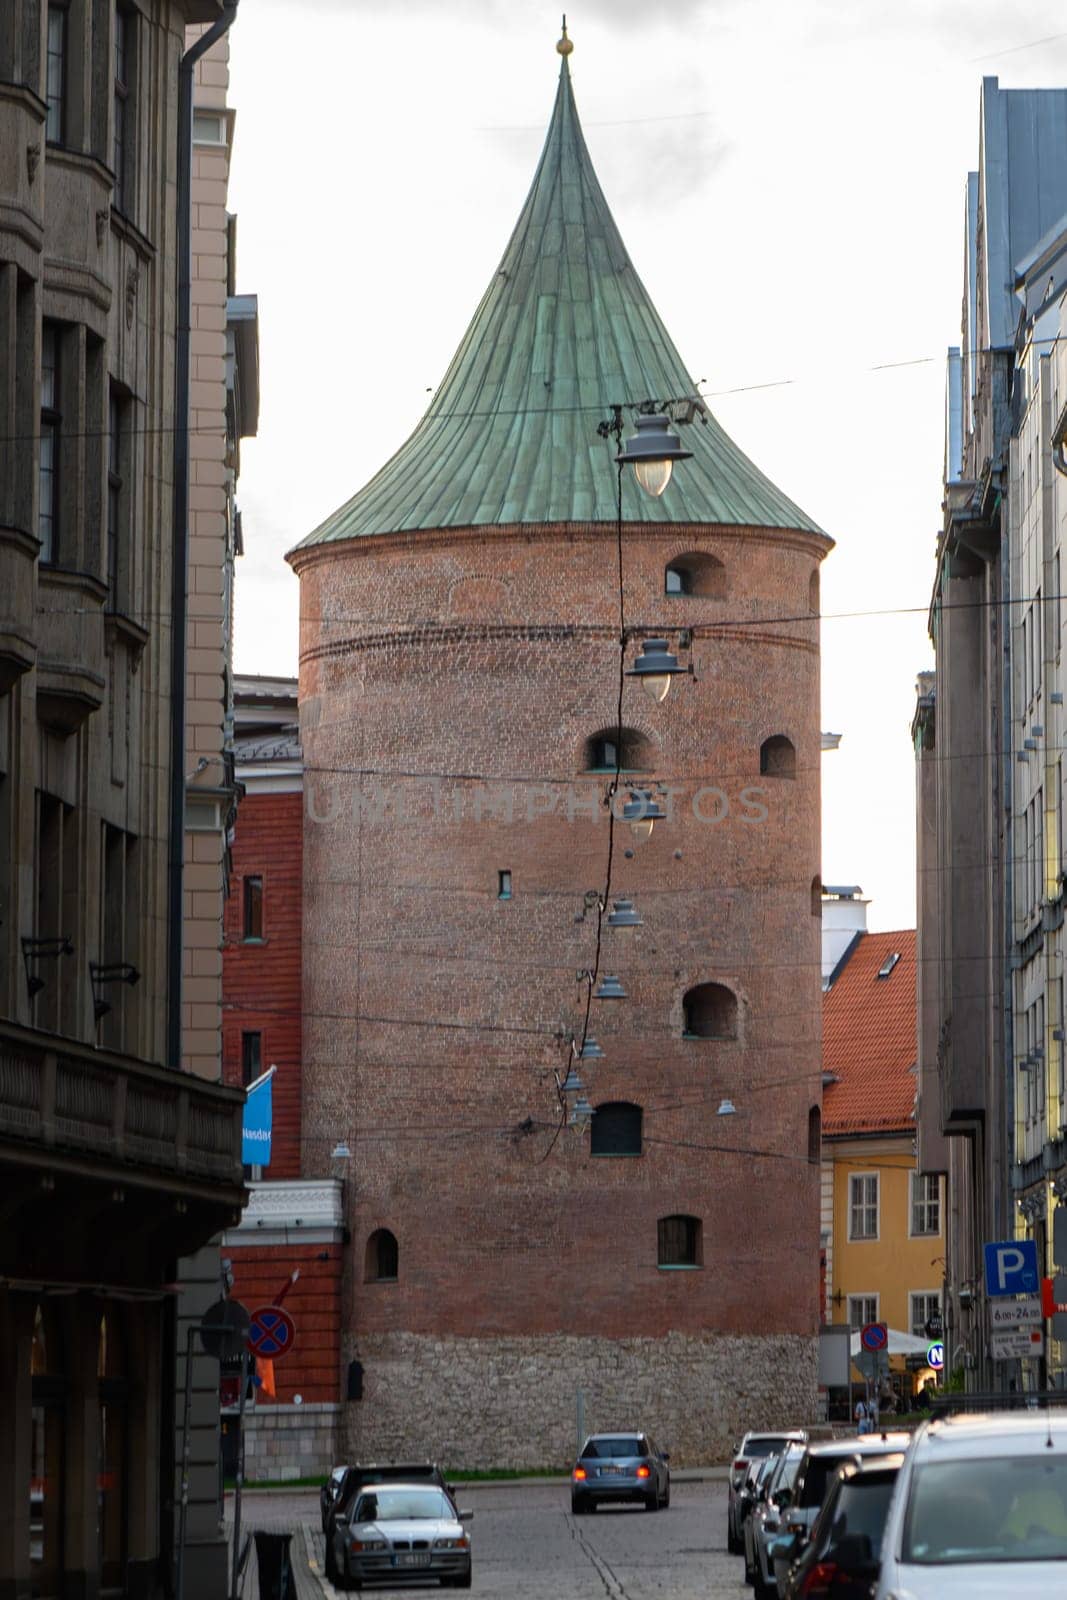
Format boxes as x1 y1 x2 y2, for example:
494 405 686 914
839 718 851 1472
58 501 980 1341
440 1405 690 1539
927 1341 945 1371
246 1305 295 1360
198 1298 250 1361
860 1321 889 1353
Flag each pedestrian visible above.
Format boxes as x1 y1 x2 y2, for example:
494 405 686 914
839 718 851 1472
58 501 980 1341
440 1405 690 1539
854 1395 871 1434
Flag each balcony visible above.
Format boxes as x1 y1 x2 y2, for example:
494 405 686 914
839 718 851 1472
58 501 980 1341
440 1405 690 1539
0 1020 246 1286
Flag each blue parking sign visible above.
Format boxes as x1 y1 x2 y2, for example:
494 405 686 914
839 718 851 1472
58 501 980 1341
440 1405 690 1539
983 1239 1039 1297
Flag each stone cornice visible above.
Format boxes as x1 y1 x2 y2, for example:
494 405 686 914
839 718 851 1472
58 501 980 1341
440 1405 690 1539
289 520 834 576
226 1178 345 1243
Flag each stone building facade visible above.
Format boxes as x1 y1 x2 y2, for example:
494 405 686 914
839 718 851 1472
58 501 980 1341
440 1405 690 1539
288 37 830 1467
916 76 1067 1391
0 4 247 1597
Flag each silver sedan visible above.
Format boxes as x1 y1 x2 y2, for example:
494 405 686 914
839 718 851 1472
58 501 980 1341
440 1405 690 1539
329 1483 473 1590
570 1432 671 1513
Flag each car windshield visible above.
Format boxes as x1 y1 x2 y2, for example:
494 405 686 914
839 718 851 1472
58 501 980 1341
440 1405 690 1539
746 1435 791 1458
819 1474 898 1561
582 1437 645 1459
355 1489 452 1523
798 1453 862 1510
771 1451 804 1495
903 1457 1067 1564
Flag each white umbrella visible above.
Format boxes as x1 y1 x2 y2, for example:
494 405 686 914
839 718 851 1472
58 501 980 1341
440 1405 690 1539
850 1327 932 1357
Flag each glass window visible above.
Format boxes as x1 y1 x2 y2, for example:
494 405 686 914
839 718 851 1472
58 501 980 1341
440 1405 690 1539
242 875 263 940
498 870 511 899
39 325 60 562
107 390 124 604
910 1292 942 1340
665 565 689 595
847 1295 878 1328
113 8 133 214
849 1174 878 1240
682 982 737 1040
581 1437 644 1459
354 1488 451 1522
241 1031 262 1086
910 1173 941 1236
45 5 66 142
30 1304 65 1598
590 1101 642 1157
657 1214 701 1267
821 1475 897 1561
365 1228 398 1282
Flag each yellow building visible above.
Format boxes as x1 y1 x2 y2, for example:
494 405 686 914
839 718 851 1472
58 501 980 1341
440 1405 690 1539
821 924 943 1402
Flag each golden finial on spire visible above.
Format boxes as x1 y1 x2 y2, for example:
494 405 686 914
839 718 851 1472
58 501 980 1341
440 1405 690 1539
557 15 573 57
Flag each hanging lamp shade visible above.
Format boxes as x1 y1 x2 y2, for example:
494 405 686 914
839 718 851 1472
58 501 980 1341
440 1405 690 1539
578 1036 604 1061
594 974 627 1000
625 638 685 704
621 790 666 842
716 1098 737 1117
569 1094 593 1128
561 1065 584 1095
616 413 692 498
606 898 643 929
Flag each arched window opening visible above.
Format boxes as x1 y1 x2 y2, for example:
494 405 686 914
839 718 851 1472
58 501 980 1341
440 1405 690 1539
808 1106 822 1164
760 735 796 779
658 1214 702 1268
583 726 653 772
365 1228 399 1283
664 552 726 599
811 875 822 916
682 982 738 1041
590 1102 643 1157
809 569 820 615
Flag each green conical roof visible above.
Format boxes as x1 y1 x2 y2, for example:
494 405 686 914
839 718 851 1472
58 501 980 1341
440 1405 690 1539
292 54 821 551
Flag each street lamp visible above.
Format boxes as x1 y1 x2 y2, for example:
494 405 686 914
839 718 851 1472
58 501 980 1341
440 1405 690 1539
616 413 692 498
621 789 666 842
625 637 685 704
594 974 627 1000
606 897 643 930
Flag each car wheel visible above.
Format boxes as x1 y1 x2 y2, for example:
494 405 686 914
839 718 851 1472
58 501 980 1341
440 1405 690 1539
643 1493 659 1512
334 1552 350 1592
452 1566 472 1590
753 1569 775 1600
324 1538 336 1583
728 1517 742 1555
743 1538 755 1584
571 1495 585 1515
661 1481 670 1509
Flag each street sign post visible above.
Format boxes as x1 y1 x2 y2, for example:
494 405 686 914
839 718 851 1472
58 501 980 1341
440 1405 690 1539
988 1296 1042 1329
854 1349 890 1381
860 1321 889 1353
991 1328 1045 1360
197 1298 250 1361
983 1239 1039 1297
246 1305 295 1361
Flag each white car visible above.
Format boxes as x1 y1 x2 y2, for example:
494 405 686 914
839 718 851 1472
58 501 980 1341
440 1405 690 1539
875 1409 1067 1597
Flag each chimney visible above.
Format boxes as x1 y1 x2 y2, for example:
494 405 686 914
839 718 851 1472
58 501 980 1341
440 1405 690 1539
820 886 869 987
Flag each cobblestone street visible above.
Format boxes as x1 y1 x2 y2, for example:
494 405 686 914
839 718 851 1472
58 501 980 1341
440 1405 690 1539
230 1481 752 1600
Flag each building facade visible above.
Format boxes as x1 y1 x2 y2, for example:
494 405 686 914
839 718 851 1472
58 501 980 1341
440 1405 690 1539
219 676 345 1479
821 915 942 1403
0 4 246 1597
288 35 831 1467
916 76 1067 1391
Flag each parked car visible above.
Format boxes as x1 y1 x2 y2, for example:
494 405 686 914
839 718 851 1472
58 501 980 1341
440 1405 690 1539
744 1442 806 1598
728 1431 807 1552
738 1455 781 1560
322 1463 455 1571
328 1482 473 1591
570 1432 670 1513
785 1452 904 1598
768 1433 910 1596
874 1410 1067 1598
320 1465 348 1532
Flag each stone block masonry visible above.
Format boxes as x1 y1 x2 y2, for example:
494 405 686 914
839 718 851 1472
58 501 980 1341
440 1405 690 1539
342 1332 818 1470
241 1402 342 1482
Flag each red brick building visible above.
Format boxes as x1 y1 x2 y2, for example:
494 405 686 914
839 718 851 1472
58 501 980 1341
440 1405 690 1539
288 36 831 1466
220 677 345 1475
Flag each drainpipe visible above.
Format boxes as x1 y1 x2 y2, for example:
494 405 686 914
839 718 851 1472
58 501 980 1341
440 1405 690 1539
168 1 239 1072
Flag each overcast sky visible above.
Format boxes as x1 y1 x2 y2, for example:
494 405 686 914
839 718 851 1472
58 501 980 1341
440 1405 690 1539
226 2 1067 933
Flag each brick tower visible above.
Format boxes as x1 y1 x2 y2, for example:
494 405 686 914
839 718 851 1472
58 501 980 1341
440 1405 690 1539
288 33 831 1465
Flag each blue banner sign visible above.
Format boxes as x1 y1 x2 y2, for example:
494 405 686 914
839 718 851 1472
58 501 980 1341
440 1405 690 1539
242 1068 274 1168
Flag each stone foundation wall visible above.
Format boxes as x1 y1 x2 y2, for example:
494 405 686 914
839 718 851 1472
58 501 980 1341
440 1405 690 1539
242 1402 342 1481
343 1332 818 1469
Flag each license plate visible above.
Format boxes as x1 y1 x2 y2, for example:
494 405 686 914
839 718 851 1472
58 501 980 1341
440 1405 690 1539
602 1465 623 1475
396 1552 430 1568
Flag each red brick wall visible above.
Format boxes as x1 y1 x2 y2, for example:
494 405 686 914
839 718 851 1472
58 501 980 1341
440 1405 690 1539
292 521 828 1345
228 1243 342 1403
223 791 303 1178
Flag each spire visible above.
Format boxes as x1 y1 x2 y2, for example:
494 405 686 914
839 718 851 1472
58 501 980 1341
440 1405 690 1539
294 51 820 550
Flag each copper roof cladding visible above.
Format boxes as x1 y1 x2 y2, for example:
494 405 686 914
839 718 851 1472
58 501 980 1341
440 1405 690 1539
290 48 822 553
822 929 917 1137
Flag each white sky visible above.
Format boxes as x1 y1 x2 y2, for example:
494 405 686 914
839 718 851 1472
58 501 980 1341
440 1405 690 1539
226 1 1067 933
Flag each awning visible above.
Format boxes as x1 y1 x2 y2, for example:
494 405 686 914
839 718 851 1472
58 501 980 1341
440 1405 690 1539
242 1067 275 1168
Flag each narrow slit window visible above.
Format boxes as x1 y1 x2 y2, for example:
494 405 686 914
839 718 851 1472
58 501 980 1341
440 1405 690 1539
242 875 263 940
498 870 512 899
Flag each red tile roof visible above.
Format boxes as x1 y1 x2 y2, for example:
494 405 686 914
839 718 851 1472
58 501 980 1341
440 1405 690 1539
822 929 917 1137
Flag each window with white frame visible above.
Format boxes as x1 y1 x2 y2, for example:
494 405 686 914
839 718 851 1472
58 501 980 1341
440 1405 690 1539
847 1294 878 1328
910 1172 941 1237
848 1173 878 1240
910 1291 942 1340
